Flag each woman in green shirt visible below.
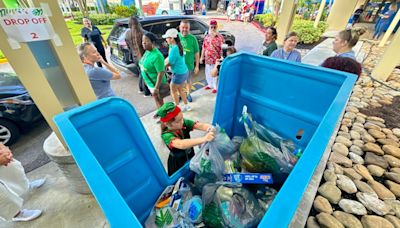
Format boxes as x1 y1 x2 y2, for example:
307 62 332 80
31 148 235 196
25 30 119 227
262 26 278 57
139 32 168 107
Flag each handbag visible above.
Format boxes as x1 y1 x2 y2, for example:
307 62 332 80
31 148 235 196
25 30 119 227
145 71 170 99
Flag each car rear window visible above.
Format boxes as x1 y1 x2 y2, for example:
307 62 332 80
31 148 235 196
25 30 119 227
109 23 129 40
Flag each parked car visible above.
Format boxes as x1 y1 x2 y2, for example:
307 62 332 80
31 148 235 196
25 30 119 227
107 15 236 75
0 72 43 146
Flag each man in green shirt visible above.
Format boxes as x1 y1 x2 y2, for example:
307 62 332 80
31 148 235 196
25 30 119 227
178 20 200 102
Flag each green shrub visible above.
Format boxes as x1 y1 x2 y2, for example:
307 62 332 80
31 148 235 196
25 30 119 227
291 19 327 44
73 13 121 25
0 50 5 59
254 13 275 27
112 5 138 17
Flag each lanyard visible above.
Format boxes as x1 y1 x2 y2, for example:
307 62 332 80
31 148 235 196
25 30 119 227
281 49 293 60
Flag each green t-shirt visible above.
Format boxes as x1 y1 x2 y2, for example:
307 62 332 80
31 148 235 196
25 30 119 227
262 41 278 57
161 119 196 149
178 33 199 71
139 48 167 88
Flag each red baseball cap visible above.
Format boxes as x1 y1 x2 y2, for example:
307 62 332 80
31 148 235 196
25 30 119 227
210 20 218 26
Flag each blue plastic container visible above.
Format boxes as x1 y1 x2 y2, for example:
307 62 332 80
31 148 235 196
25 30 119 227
54 53 356 227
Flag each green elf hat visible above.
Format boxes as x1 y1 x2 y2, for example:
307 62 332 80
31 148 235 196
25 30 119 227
156 102 181 123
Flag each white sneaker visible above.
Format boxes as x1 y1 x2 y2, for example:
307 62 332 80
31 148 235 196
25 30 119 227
29 178 46 190
12 209 42 222
180 105 187 112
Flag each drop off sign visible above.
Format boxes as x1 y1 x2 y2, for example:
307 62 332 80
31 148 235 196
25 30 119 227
0 8 52 42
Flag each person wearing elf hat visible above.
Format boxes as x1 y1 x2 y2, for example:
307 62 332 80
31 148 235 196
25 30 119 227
156 102 215 175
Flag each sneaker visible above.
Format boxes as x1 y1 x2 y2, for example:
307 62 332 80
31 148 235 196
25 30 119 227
138 90 143 94
212 89 217 94
204 86 211 90
12 209 42 222
143 94 152 97
187 94 193 103
29 178 46 190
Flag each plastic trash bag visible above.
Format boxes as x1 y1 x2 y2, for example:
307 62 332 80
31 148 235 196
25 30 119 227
182 196 203 224
190 142 225 178
239 106 297 177
202 183 265 228
213 125 236 159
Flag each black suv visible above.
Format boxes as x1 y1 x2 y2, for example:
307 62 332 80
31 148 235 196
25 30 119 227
107 15 235 74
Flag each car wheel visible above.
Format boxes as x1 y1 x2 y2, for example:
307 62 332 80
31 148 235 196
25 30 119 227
162 11 168 15
0 119 20 146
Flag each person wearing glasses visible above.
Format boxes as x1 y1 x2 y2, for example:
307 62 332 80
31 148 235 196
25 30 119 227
200 20 225 94
331 28 366 60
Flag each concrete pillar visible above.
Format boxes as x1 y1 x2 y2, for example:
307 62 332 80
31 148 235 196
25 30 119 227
379 9 400 47
0 0 96 142
355 0 367 10
326 0 358 31
276 0 297 45
371 30 400 81
314 0 326 28
32 0 96 105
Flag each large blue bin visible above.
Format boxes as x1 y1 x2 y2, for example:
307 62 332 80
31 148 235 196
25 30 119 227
54 53 356 227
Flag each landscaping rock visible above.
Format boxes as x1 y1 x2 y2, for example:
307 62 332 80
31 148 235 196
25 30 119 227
368 180 396 200
353 180 378 196
385 199 400 218
368 164 385 177
385 215 400 228
350 130 361 140
367 116 385 124
364 122 382 131
369 129 386 139
332 143 349 156
329 153 353 168
350 145 364 156
361 215 394 228
318 182 342 204
362 132 376 143
383 145 400 159
314 195 333 214
306 216 320 228
335 136 353 147
386 172 400 184
365 152 389 169
327 162 344 175
354 164 373 181
357 192 391 216
337 174 357 194
343 168 363 180
385 155 400 168
349 152 364 164
393 128 400 138
392 168 400 175
363 143 384 155
316 213 344 228
333 211 362 228
338 199 367 215
385 180 400 198
353 139 364 148
379 139 400 148
324 169 337 182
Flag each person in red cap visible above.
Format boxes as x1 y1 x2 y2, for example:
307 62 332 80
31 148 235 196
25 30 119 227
156 102 215 175
200 19 225 94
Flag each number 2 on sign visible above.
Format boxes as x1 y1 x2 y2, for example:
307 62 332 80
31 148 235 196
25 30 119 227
30 33 38 39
